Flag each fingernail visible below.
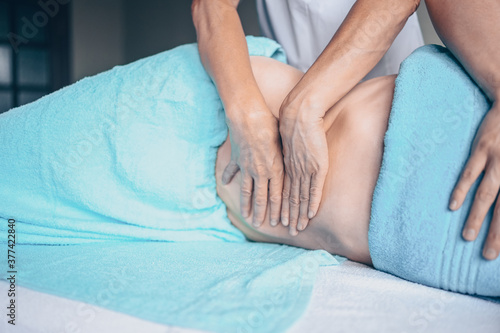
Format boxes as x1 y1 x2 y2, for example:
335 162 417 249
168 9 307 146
282 218 289 226
449 200 457 210
464 229 476 240
252 221 261 228
270 219 278 227
308 211 315 219
484 248 497 260
297 222 303 231
289 228 298 236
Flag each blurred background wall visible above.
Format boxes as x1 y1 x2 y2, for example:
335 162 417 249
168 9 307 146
71 0 443 82
71 0 262 81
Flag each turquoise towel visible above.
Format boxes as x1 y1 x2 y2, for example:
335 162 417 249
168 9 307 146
12 242 337 333
0 36 341 332
369 45 500 300
1 37 278 244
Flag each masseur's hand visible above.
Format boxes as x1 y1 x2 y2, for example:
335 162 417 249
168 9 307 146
222 100 284 228
450 101 500 260
279 101 329 236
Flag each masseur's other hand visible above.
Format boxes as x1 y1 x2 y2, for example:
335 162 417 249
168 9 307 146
450 101 500 260
222 100 284 228
279 101 329 236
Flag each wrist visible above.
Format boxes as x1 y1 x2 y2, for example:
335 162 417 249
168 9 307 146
279 72 337 121
224 94 271 124
280 92 327 122
224 94 263 119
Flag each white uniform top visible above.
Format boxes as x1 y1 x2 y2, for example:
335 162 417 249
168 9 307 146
256 0 424 80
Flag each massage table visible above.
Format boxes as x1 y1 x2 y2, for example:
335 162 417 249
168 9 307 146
2 260 499 333
1 37 499 333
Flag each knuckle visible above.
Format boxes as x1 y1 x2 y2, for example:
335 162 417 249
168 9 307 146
308 162 320 173
289 197 300 206
462 168 475 181
488 231 500 243
240 188 252 197
255 183 268 192
273 165 284 175
476 189 496 202
269 195 282 203
476 139 490 152
309 186 322 197
453 187 466 198
282 191 290 200
252 165 269 178
299 194 309 202
254 197 267 206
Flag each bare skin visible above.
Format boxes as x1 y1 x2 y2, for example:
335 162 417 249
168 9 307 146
192 0 418 232
216 56 396 265
193 0 500 260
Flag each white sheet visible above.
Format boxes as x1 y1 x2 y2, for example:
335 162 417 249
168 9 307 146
2 261 499 333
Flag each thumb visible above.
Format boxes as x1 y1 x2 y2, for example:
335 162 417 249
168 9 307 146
222 160 240 185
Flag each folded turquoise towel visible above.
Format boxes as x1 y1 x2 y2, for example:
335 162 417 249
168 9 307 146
0 36 341 332
369 45 500 300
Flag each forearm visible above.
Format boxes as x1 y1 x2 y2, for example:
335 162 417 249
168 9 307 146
191 0 266 120
282 0 420 119
426 0 500 101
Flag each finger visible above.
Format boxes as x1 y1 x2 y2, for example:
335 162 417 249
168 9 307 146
484 200 500 260
240 173 253 218
222 161 239 185
450 151 487 210
269 173 283 227
297 176 311 231
288 177 301 236
308 170 327 219
462 165 499 242
252 178 269 228
281 175 291 227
